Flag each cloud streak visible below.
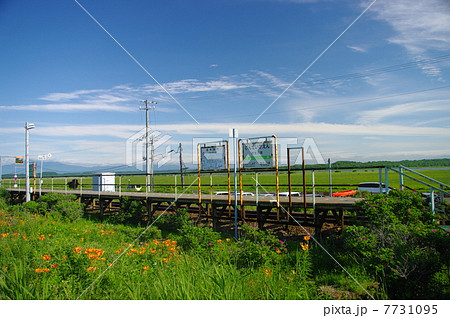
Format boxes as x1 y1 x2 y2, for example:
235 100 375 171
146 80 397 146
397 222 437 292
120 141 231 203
370 0 450 78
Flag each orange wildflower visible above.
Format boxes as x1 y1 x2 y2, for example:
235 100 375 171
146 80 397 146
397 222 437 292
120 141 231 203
73 247 83 254
217 239 222 243
264 269 272 276
87 266 96 272
143 266 149 271
226 238 231 242
162 258 168 262
50 264 58 269
42 254 52 261
35 268 50 273
304 235 311 241
300 242 309 251
276 249 282 254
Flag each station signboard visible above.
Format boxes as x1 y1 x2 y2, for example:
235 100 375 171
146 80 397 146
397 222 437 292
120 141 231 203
242 141 274 169
200 145 226 171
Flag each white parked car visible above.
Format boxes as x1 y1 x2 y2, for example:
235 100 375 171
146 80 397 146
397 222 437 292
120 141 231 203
214 191 254 196
357 182 394 194
279 191 301 197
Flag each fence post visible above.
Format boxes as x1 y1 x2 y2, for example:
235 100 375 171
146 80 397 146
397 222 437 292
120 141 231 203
255 172 259 205
384 167 389 194
174 174 177 198
430 187 435 215
378 168 383 193
328 158 332 197
399 167 404 190
312 170 316 212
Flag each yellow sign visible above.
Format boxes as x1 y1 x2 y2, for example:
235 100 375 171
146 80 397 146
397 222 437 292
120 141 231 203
15 156 24 164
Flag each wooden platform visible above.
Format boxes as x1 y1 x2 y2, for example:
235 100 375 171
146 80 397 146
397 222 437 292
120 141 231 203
6 188 364 234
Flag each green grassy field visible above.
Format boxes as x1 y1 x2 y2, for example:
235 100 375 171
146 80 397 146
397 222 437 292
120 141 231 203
4 167 449 195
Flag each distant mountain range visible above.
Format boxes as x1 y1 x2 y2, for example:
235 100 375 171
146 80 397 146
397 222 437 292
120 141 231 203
1 161 191 177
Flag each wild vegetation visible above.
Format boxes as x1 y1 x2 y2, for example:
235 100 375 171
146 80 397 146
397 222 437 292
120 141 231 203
0 188 448 300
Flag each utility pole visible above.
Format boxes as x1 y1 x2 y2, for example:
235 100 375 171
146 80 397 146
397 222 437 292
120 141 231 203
140 100 157 192
25 122 35 202
179 143 184 188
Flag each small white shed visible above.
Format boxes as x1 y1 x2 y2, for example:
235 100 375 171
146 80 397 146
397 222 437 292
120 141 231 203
92 172 115 192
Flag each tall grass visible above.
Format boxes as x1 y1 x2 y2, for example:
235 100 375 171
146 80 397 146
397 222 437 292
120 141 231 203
0 204 322 300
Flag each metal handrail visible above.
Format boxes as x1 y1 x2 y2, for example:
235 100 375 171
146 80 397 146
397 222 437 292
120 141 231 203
387 167 449 195
398 165 449 189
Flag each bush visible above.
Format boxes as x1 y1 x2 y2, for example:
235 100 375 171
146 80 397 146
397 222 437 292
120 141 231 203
0 187 10 202
234 224 287 269
0 198 7 211
36 193 84 222
178 224 221 254
154 210 189 234
342 190 449 299
107 197 145 225
21 201 47 215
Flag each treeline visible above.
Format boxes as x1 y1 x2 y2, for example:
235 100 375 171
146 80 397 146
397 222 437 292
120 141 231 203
292 158 450 170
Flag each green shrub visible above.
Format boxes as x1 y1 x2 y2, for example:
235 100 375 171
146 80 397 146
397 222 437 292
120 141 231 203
154 210 189 234
108 197 145 225
21 201 47 215
0 187 10 202
0 198 7 211
234 224 287 269
37 193 84 222
342 189 449 299
52 200 84 222
178 224 220 254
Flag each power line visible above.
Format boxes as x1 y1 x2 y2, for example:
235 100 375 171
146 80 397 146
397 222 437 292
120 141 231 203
192 84 450 121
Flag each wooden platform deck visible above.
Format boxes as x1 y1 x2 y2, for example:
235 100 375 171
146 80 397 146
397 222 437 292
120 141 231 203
6 188 364 234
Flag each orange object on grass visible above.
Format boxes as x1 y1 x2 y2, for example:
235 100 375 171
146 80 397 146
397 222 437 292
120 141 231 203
332 190 357 197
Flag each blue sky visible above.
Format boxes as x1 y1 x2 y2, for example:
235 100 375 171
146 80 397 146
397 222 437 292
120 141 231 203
1 0 449 172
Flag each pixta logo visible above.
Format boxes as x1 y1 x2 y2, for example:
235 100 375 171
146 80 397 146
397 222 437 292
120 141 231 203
280 137 325 165
126 128 173 171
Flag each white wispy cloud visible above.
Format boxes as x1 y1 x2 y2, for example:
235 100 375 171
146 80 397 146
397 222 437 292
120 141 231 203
356 99 450 125
369 0 450 78
2 122 446 138
0 103 132 112
347 45 367 53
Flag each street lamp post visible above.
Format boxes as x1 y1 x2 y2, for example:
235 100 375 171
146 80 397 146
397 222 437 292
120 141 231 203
25 122 35 202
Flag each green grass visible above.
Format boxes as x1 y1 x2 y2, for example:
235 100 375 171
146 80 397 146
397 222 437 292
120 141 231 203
0 208 325 300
